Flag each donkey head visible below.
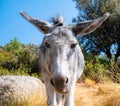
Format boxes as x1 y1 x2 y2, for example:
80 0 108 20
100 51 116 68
20 11 109 94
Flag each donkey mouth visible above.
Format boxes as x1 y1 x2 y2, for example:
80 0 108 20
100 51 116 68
54 87 68 94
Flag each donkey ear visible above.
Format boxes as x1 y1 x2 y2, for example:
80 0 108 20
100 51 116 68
72 13 110 36
20 11 52 34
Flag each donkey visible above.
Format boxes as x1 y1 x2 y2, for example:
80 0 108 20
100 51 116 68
20 11 109 106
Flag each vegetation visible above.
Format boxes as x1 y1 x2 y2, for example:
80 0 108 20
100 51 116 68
82 53 120 83
4 38 22 54
0 37 120 83
0 38 40 78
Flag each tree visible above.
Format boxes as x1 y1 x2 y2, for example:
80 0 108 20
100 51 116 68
73 0 120 62
4 38 22 54
18 44 39 75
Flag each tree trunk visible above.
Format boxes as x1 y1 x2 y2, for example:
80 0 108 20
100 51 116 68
106 52 112 60
115 44 120 63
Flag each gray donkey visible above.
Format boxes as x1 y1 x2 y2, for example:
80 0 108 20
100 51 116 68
20 11 109 106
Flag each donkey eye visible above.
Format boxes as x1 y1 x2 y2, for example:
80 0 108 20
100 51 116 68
45 42 50 48
71 43 77 49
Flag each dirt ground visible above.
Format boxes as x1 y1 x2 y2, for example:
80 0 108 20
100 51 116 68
74 83 98 106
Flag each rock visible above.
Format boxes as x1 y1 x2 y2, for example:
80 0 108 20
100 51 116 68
0 76 46 106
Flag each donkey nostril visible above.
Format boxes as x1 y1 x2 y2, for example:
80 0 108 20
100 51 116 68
65 77 68 83
50 78 54 86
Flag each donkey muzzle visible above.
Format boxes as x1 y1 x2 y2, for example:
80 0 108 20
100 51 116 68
50 75 68 94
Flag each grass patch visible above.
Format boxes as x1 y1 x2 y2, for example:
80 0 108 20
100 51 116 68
0 92 46 106
84 78 96 87
96 82 120 106
74 82 120 106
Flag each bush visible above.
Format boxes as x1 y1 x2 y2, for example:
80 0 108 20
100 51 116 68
0 66 41 78
0 48 40 77
0 43 40 76
17 45 39 75
0 66 28 76
82 56 106 82
0 50 15 64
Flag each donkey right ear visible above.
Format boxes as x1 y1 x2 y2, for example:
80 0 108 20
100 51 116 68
20 11 52 34
72 13 109 36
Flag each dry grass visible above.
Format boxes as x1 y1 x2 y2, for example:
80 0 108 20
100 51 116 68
27 91 46 106
0 90 46 106
84 78 96 87
96 82 120 106
75 82 120 106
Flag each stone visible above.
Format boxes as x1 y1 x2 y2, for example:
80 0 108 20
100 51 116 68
0 76 46 106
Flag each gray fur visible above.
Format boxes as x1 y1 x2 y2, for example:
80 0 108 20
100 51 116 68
20 11 109 106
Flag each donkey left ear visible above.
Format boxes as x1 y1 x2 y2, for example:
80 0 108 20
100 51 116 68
20 11 52 34
72 13 110 36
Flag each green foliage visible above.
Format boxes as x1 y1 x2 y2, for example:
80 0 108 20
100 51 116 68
0 67 27 76
17 44 39 75
4 37 22 54
0 39 40 77
82 55 106 82
0 50 13 64
81 52 120 83
0 50 17 70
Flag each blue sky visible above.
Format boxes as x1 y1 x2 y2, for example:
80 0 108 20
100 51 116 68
0 0 78 46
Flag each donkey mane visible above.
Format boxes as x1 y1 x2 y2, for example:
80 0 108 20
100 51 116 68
50 15 64 26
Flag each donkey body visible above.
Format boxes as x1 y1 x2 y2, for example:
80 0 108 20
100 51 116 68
20 11 109 106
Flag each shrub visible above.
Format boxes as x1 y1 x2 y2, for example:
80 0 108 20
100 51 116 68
82 56 106 82
0 43 40 76
0 66 40 78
